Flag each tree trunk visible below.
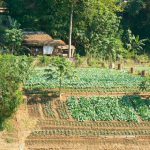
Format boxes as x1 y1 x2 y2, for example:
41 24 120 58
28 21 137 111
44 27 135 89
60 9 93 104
69 4 73 58
12 48 14 54
12 45 14 54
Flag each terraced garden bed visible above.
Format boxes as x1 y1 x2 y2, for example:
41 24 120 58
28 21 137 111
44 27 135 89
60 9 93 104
67 96 150 122
25 68 150 93
25 67 150 150
25 136 150 150
37 119 150 128
29 128 150 138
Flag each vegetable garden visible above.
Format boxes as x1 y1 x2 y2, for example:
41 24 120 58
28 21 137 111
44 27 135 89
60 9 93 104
25 68 150 93
25 67 150 150
67 96 150 122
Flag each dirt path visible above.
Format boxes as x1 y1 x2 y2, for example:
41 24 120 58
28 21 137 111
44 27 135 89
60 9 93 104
60 92 150 101
0 104 37 150
38 103 44 119
25 136 150 150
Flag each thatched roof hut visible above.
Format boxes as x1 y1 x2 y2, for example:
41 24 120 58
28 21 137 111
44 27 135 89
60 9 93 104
24 32 53 46
49 40 66 46
23 32 75 57
23 32 68 56
24 32 66 47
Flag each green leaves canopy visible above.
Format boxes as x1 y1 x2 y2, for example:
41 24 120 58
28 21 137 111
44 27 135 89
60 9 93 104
4 28 24 54
6 0 122 58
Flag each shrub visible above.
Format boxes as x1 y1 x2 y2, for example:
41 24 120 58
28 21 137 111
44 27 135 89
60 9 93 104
37 56 52 66
0 55 32 128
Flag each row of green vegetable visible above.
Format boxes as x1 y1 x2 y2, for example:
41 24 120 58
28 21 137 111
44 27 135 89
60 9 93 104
25 68 150 92
38 119 150 128
67 95 150 122
30 129 150 137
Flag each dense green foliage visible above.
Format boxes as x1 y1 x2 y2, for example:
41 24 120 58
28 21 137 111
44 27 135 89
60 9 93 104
0 0 5 7
124 29 147 57
5 0 150 57
4 28 24 54
0 0 9 40
26 68 150 92
67 96 150 122
84 9 123 60
131 96 150 120
0 55 32 128
122 0 150 53
4 0 124 58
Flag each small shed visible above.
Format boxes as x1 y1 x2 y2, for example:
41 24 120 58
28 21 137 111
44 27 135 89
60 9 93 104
57 45 75 57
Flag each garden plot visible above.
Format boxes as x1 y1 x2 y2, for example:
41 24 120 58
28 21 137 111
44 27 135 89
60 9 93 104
25 94 150 150
27 94 150 122
25 68 150 93
41 100 55 118
25 67 150 150
27 97 41 118
67 96 150 122
25 137 150 150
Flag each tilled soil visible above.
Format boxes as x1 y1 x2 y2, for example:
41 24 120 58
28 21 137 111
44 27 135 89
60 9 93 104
25 95 150 150
25 118 150 150
26 136 150 150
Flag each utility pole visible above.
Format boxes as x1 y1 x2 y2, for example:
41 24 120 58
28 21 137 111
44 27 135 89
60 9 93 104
69 4 73 58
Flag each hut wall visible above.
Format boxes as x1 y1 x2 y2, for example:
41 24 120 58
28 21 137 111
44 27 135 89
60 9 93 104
30 46 43 56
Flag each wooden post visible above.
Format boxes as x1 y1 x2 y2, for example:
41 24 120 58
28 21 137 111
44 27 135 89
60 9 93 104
141 70 146 77
130 67 134 74
71 47 75 57
118 64 122 70
109 63 115 69
101 63 105 68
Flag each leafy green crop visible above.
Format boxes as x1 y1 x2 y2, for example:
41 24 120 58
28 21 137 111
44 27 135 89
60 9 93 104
25 68 150 93
130 95 150 121
67 96 150 122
